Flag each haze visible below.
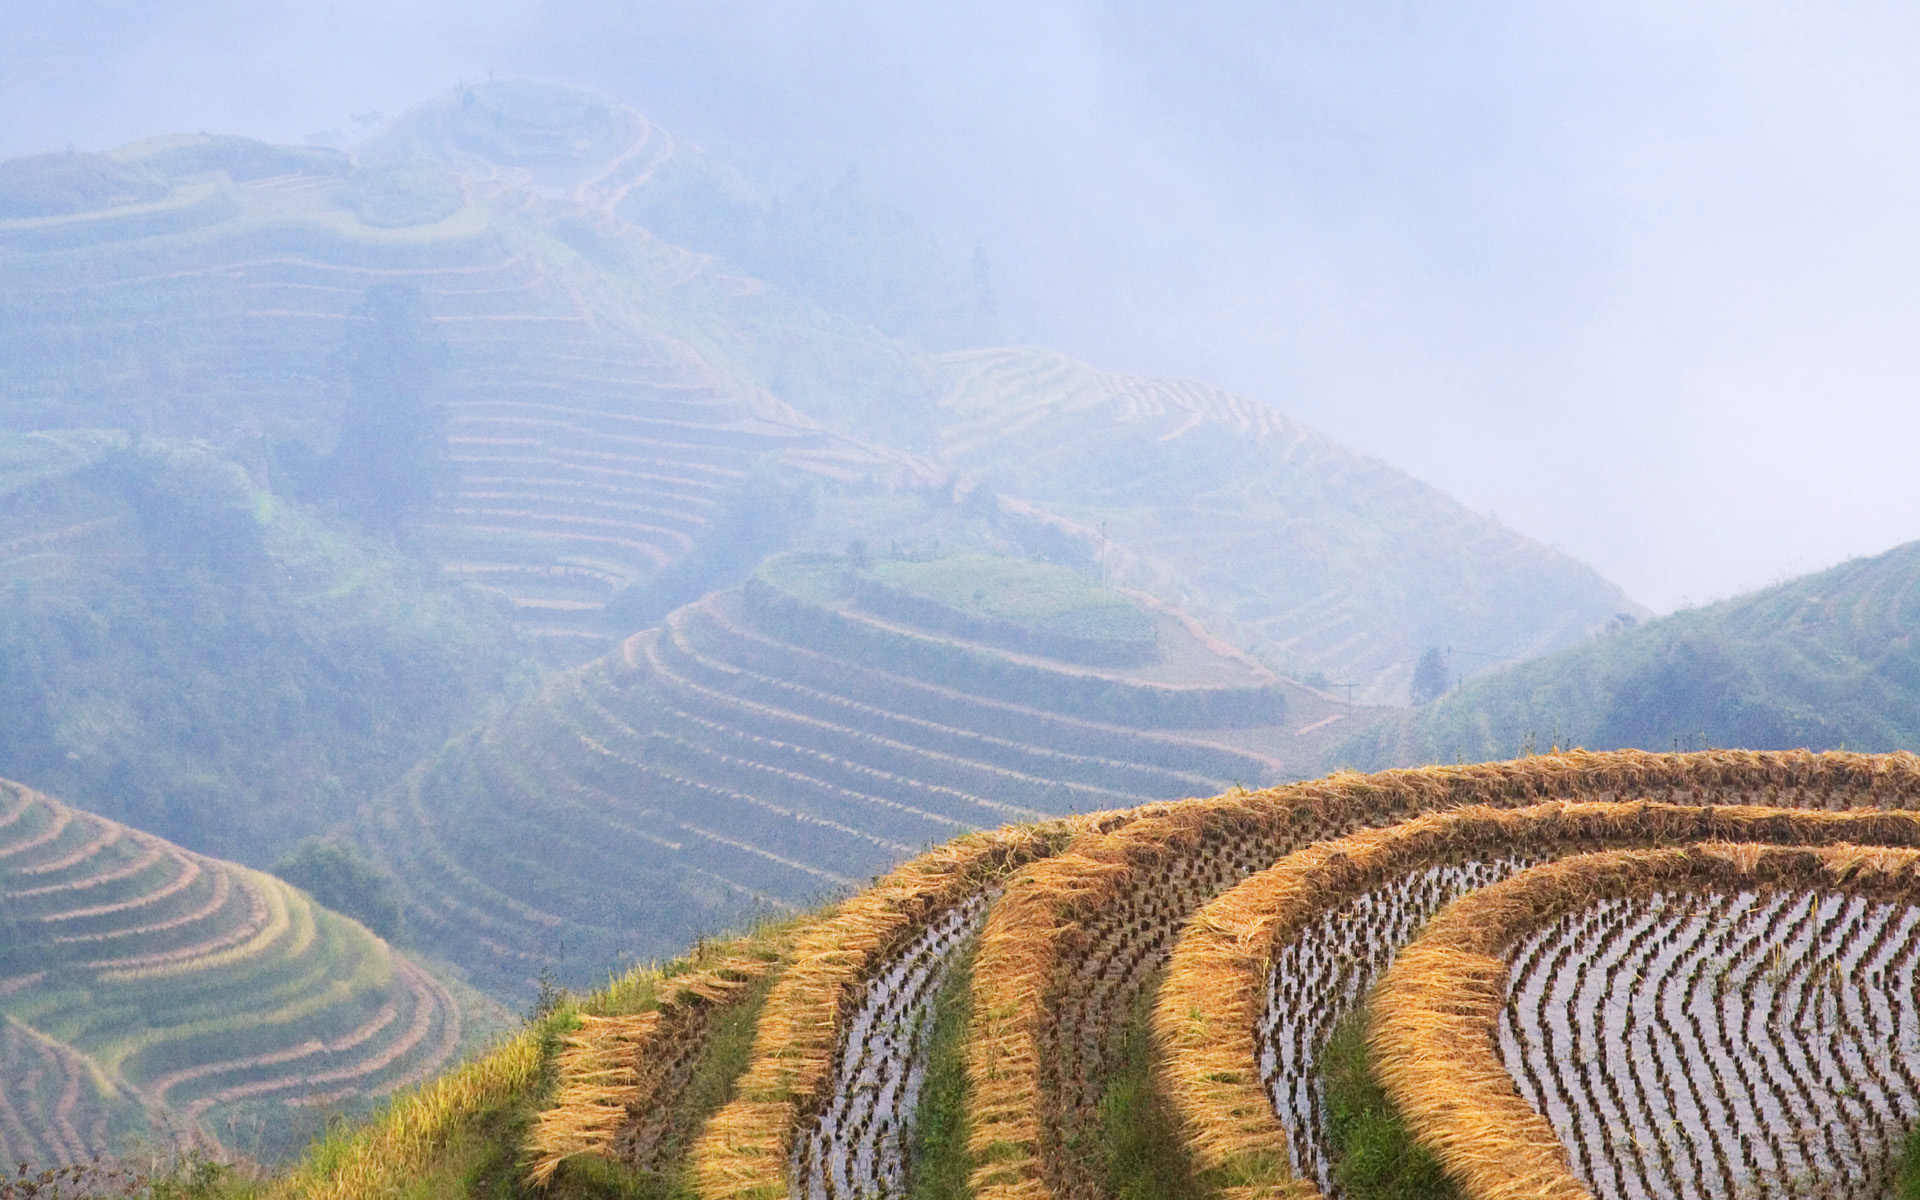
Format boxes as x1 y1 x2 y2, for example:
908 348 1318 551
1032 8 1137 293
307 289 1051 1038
7 0 1918 612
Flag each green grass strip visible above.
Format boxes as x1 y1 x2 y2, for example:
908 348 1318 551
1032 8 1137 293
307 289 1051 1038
907 936 979 1200
1097 967 1210 1200
1321 1005 1459 1200
1885 1124 1920 1200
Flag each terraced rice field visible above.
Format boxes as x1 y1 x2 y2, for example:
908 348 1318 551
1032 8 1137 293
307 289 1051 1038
1367 844 1920 1200
0 780 467 1165
1 100 1635 689
792 891 991 1200
0 129 907 667
464 750 1920 1200
1258 852 1543 1185
0 1018 170 1170
931 348 1635 701
362 561 1281 1002
1500 883 1920 1200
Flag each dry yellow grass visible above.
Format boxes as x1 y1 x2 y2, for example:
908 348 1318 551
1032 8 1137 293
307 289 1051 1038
965 805 1189 1200
1154 800 1920 1200
1369 841 1920 1200
272 922 802 1198
267 749 1920 1200
964 750 1920 1200
526 1012 659 1185
266 1026 544 1200
524 933 794 1186
688 818 1097 1200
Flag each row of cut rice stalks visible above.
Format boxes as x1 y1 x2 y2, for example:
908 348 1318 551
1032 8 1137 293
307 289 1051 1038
268 749 1920 1200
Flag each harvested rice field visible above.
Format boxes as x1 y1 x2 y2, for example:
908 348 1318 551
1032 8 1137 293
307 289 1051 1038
1500 884 1920 1200
219 750 1920 1200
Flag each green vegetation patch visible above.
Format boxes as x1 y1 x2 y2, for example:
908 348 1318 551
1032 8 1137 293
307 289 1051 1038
907 938 978 1200
869 553 1152 644
0 152 169 219
273 838 405 943
1321 1006 1459 1200
342 161 464 228
1347 538 1920 769
1097 970 1210 1200
0 437 534 862
1896 1125 1920 1200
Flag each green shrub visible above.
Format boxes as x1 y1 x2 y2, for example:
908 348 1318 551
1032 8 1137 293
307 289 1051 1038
272 839 404 942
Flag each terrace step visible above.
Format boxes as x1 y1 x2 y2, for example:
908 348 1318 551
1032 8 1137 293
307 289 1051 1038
0 780 471 1165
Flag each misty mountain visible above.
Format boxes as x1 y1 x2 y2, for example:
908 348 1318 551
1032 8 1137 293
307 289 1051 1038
0 80 1637 706
0 431 532 863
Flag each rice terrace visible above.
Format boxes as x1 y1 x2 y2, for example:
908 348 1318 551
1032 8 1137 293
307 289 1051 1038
228 749 1920 1200
5 44 1920 1200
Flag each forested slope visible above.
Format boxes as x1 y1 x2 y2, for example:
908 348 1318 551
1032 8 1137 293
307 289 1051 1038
0 431 530 863
1341 538 1920 768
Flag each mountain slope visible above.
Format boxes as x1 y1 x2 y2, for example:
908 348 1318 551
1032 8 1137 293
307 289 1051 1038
358 550 1362 1002
1339 538 1920 768
0 431 531 863
253 750 1920 1200
932 348 1643 701
0 119 936 673
0 778 496 1167
0 81 1637 693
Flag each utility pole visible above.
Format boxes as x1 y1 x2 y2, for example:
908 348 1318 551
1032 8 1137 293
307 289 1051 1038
1098 520 1108 589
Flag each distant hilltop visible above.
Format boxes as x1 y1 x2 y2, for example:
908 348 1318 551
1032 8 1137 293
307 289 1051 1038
0 79 1639 705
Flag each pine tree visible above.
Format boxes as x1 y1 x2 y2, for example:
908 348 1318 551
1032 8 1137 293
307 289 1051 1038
329 284 449 528
1410 646 1448 705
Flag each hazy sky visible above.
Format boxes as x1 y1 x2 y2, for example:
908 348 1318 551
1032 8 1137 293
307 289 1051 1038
7 1 1920 611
